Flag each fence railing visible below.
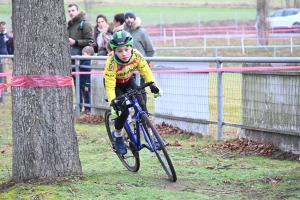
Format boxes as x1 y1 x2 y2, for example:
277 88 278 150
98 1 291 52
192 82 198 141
154 45 300 57
71 55 300 141
2 55 300 151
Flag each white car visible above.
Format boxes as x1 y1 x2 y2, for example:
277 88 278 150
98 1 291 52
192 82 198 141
267 8 300 32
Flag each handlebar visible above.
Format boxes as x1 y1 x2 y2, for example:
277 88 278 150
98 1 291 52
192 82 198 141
111 81 154 106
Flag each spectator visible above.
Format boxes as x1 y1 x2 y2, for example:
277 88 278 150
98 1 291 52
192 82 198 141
0 22 9 89
106 13 126 56
0 22 9 55
67 3 93 112
6 32 13 56
124 11 154 59
80 46 94 115
106 22 115 54
123 10 155 104
113 13 125 32
67 3 93 56
89 14 112 56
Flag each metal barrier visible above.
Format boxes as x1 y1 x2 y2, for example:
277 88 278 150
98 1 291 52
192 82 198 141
154 45 300 57
72 56 300 141
0 56 300 147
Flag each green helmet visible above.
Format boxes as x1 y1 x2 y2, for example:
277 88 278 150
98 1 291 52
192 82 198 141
110 30 134 49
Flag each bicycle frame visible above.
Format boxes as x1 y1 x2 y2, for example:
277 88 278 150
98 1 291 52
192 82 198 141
106 81 177 182
123 97 156 152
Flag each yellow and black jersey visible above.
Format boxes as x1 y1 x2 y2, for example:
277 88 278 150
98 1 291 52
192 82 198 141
104 49 156 103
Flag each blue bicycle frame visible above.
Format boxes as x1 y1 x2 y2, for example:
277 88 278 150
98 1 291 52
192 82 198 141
106 81 177 182
123 97 156 152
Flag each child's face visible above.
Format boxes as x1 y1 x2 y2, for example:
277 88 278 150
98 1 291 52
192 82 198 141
82 52 91 56
114 46 133 62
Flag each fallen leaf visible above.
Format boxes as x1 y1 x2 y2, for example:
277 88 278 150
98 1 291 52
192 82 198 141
96 138 106 144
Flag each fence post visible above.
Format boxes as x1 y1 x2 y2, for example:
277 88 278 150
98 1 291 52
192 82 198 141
164 27 166 44
242 25 244 37
198 13 201 36
235 12 238 35
241 37 245 54
227 31 230 46
75 57 81 117
217 60 223 140
160 13 163 38
173 30 176 47
204 35 206 51
291 37 293 54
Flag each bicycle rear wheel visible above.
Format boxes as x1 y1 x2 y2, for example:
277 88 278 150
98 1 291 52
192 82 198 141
104 110 140 172
141 114 177 182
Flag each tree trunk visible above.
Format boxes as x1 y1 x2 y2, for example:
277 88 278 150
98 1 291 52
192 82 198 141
84 0 91 16
11 0 82 183
256 0 270 46
280 0 284 8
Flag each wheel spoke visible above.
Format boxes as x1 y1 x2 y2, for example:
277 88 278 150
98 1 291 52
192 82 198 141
141 115 177 182
105 110 140 172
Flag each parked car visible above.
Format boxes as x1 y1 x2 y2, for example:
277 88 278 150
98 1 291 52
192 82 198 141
267 8 300 32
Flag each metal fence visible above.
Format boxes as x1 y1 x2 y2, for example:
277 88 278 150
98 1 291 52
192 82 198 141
2 55 300 152
154 45 300 57
72 56 300 142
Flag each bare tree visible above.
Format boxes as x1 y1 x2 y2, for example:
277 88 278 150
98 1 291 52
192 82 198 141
11 0 82 182
84 0 91 15
256 0 270 46
283 0 300 7
281 0 285 8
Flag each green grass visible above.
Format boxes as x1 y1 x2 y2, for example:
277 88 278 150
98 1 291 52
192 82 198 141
0 3 256 29
1 2 300 197
1 109 300 199
86 6 256 24
0 0 287 27
64 0 284 8
64 0 279 6
153 35 300 57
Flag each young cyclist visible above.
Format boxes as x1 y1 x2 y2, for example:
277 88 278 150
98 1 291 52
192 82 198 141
104 30 162 154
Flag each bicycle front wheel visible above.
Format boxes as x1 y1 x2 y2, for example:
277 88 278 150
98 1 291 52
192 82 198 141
141 114 177 182
104 110 140 172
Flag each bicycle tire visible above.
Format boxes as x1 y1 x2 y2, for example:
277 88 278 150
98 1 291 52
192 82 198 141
141 114 177 182
104 110 140 172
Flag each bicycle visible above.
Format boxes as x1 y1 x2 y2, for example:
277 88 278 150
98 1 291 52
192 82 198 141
104 81 177 182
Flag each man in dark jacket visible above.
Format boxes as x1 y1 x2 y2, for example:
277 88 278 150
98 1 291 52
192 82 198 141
124 10 155 105
67 3 93 112
123 10 154 58
67 4 93 56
